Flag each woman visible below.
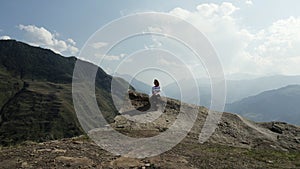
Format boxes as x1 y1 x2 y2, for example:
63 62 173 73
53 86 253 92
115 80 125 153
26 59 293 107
152 79 161 96
150 79 161 110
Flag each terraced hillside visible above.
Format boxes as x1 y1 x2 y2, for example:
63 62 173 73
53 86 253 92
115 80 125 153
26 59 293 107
0 40 124 145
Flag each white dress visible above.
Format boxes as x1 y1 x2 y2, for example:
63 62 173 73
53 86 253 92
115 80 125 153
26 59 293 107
152 86 161 95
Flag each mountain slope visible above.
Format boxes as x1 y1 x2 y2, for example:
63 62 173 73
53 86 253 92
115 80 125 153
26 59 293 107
226 85 300 126
0 40 124 145
109 91 300 151
0 91 299 168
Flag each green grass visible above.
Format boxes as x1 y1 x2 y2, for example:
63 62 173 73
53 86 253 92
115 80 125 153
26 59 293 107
174 140 300 168
245 148 300 163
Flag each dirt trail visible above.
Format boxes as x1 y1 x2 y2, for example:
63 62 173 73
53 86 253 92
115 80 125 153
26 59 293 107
236 114 277 141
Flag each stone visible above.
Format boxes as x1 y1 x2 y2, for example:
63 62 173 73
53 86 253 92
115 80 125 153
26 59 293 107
52 149 67 153
21 161 30 168
55 156 94 167
271 124 283 134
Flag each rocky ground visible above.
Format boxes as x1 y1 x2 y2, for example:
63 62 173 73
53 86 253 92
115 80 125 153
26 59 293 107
0 91 300 168
0 134 299 169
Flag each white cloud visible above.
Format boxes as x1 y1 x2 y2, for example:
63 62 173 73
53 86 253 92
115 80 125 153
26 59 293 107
90 42 108 49
144 36 163 49
95 53 124 61
67 38 76 45
196 2 239 17
244 16 300 75
147 26 163 33
169 8 190 19
120 53 127 58
0 35 11 40
169 2 247 74
18 24 78 55
245 0 253 5
254 16 300 58
104 55 120 61
168 2 300 76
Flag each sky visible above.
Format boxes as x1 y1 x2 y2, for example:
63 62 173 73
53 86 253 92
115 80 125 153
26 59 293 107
1 0 300 83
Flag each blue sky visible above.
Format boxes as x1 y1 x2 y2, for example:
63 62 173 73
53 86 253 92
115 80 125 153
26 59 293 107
1 0 300 82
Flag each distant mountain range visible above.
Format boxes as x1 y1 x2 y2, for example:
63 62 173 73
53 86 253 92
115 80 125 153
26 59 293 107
226 75 300 103
114 73 151 94
226 85 300 126
0 40 129 145
164 75 300 104
160 75 300 108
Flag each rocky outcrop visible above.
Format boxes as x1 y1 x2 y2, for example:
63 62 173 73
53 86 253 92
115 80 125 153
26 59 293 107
111 91 300 152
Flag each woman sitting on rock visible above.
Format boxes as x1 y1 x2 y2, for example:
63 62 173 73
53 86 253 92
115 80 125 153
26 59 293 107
150 79 161 110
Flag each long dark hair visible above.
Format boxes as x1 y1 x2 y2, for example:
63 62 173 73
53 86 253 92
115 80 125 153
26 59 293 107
154 79 159 87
